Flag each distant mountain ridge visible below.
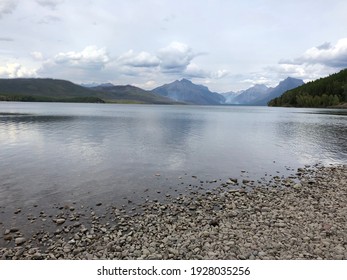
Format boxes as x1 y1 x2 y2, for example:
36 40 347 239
223 77 304 105
0 76 311 106
253 77 304 105
231 84 271 104
0 78 178 104
90 84 177 104
152 79 225 105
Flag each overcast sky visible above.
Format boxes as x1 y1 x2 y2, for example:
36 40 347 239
1 0 347 92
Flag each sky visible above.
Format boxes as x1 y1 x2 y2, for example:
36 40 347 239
1 0 347 92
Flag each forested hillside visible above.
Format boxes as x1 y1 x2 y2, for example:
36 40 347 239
268 69 347 107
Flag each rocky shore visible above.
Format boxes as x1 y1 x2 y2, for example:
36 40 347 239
1 165 346 260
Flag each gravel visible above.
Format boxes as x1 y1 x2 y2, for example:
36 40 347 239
1 164 346 260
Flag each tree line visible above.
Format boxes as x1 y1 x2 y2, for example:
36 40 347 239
268 68 347 107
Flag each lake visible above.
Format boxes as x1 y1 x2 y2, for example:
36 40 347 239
0 102 346 211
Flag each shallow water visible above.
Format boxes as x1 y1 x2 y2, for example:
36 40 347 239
0 102 346 209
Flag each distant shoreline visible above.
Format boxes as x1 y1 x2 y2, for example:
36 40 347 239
1 164 346 260
1 99 347 109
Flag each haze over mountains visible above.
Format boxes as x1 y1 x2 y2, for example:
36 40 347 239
222 77 304 105
0 76 305 105
150 77 304 105
152 79 225 105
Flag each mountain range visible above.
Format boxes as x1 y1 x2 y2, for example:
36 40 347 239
0 78 177 104
222 77 304 105
0 76 316 106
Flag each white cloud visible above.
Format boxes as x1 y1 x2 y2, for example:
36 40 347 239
212 69 229 79
271 63 333 82
281 38 347 68
133 80 157 89
31 51 44 60
0 63 37 78
117 50 160 68
184 63 210 78
158 41 195 72
54 46 110 69
0 0 18 19
242 76 273 86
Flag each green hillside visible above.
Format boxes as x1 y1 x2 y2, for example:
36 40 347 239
0 78 177 104
268 69 347 108
90 84 178 104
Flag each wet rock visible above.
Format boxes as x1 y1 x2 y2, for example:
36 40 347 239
0 164 346 261
15 237 26 245
55 218 66 225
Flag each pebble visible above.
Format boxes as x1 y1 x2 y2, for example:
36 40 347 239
14 238 26 246
0 165 346 261
55 218 66 225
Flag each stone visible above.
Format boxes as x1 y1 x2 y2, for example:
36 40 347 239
209 220 219 227
55 218 66 225
15 237 26 245
4 235 12 241
168 248 179 255
142 248 150 256
276 222 286 228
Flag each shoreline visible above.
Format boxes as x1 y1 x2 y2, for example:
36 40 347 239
1 164 346 260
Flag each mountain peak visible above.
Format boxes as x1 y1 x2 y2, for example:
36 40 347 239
279 77 304 84
153 79 225 105
178 78 192 84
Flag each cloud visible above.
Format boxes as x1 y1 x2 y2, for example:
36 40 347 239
116 42 209 80
53 45 110 69
36 0 63 9
280 38 347 68
31 51 44 60
241 76 273 86
0 63 37 78
158 41 195 73
212 69 229 79
0 0 18 19
133 80 157 90
316 42 331 50
184 63 210 78
117 50 160 68
0 37 14 41
272 63 334 82
38 15 61 24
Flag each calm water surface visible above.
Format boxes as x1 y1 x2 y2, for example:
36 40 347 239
0 102 346 209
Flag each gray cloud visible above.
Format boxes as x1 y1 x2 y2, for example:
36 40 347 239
116 42 209 79
38 15 61 24
36 0 64 9
317 42 331 50
0 0 18 19
279 38 347 68
0 37 14 41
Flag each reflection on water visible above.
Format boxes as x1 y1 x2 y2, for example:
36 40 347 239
0 102 346 210
275 120 347 164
